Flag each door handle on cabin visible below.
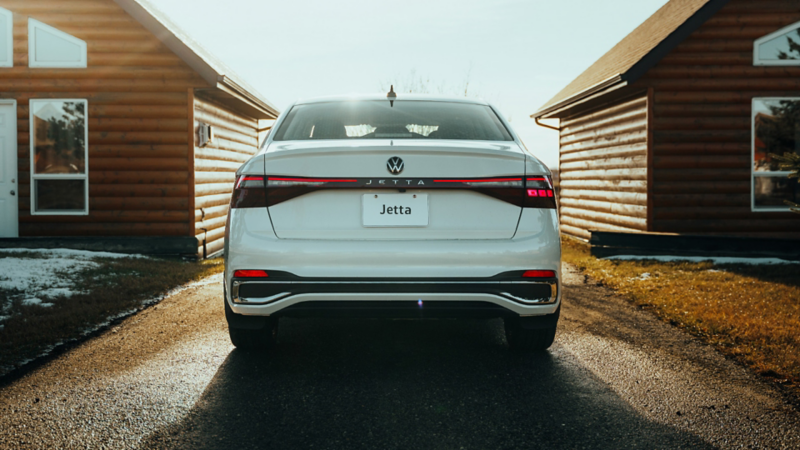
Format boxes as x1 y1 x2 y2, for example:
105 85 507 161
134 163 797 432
9 190 14 196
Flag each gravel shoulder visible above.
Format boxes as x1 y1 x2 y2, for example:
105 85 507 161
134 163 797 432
0 267 797 449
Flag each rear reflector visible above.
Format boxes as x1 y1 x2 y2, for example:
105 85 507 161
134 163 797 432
234 270 269 278
522 270 556 278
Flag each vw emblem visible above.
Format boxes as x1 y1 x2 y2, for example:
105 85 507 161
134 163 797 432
387 157 404 175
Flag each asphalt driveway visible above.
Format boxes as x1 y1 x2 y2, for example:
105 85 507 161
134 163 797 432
0 266 798 449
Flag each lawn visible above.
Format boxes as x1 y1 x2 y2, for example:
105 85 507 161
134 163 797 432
0 249 223 377
562 237 800 388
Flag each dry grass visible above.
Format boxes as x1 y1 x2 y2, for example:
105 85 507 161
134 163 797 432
0 256 223 376
562 237 800 386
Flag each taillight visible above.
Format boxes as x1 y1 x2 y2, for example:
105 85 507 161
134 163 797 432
522 270 556 278
266 177 357 206
525 176 556 209
230 175 267 208
233 270 269 278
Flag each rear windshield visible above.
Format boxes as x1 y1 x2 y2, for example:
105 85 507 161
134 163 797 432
272 100 513 141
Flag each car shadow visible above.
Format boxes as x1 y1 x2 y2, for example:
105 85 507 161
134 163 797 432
141 318 713 450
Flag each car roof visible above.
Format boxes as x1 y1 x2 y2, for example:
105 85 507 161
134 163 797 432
294 94 492 106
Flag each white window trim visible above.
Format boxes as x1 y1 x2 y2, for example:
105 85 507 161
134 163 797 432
754 20 800 66
751 97 797 212
0 6 12 68
28 18 87 68
29 99 90 216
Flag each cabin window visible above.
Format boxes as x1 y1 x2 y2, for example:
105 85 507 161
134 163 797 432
0 7 12 67
29 99 89 215
752 98 800 211
28 19 87 68
754 21 800 65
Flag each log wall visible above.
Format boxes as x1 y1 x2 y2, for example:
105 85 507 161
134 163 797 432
193 94 259 258
0 0 210 237
558 94 649 239
635 0 800 238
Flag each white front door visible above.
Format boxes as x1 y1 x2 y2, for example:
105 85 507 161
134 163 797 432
0 101 18 238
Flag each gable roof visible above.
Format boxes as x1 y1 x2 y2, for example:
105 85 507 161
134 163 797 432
114 0 279 119
532 0 729 119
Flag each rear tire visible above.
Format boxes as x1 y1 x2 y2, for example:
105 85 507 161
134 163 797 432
229 324 278 351
224 296 278 351
504 307 559 352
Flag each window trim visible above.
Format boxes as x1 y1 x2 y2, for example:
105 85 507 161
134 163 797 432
29 98 90 216
28 18 87 68
0 6 12 68
754 20 800 66
751 97 797 212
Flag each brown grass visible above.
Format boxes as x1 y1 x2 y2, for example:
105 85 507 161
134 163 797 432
562 237 800 386
0 255 223 376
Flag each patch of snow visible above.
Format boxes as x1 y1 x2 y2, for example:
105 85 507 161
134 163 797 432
21 297 54 307
38 287 82 299
0 315 10 322
0 248 147 259
604 255 799 265
634 272 651 281
0 256 97 292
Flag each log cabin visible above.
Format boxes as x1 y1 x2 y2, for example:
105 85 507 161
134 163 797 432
0 0 279 258
532 0 800 242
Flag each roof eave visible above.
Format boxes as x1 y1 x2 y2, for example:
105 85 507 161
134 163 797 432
114 0 280 119
531 0 731 120
531 75 626 119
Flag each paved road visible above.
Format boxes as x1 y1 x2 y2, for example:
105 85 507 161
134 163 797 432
1 267 799 449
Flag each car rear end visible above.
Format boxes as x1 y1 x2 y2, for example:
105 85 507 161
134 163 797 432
223 95 561 351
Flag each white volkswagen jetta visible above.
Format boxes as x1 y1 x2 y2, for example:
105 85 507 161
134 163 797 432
224 93 561 351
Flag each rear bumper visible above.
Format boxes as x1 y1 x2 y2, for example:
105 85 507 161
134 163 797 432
225 207 561 317
228 272 559 317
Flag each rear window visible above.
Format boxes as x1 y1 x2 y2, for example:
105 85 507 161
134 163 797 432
272 100 513 141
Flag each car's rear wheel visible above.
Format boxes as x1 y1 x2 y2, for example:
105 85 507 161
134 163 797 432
228 324 278 351
504 307 559 352
224 296 278 351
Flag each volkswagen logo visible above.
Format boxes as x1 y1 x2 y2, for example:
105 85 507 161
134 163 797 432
387 157 404 175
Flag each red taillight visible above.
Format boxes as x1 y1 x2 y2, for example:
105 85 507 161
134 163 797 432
234 270 269 278
524 176 556 208
231 175 267 208
523 270 556 278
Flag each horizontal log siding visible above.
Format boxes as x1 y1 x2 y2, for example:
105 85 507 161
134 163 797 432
636 0 800 238
558 95 649 239
2 0 210 237
193 94 259 257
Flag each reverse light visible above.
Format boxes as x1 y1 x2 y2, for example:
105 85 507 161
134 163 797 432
234 270 269 278
522 270 556 278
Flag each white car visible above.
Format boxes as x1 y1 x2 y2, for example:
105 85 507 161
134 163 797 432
224 93 561 351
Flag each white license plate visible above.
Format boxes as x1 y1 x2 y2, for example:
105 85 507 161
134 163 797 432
362 194 429 227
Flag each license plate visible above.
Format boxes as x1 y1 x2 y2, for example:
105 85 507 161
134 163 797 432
362 194 429 227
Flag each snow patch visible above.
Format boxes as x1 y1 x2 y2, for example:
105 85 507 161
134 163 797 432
21 297 54 308
604 255 799 265
0 248 147 259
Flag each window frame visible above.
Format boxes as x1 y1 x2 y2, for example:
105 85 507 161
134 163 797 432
751 97 797 212
29 98 90 216
28 18 87 69
754 21 800 66
0 6 12 68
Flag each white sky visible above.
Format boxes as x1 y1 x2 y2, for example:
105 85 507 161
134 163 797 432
149 0 669 169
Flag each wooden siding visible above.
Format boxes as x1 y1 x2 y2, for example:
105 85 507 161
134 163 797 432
635 0 800 238
558 95 649 239
1 0 210 237
193 94 259 257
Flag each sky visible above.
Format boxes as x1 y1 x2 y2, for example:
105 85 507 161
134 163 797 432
149 0 670 169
